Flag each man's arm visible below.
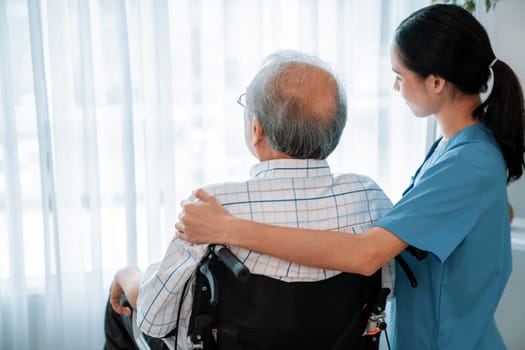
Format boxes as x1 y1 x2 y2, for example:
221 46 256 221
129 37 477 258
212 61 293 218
177 189 408 276
109 267 143 317
136 237 207 337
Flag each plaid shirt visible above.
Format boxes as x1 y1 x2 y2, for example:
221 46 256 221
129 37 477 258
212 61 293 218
136 159 393 349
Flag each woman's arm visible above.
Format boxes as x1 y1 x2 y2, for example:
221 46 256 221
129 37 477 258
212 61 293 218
176 189 408 275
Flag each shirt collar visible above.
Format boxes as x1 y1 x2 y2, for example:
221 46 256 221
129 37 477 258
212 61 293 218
249 159 331 179
435 123 493 155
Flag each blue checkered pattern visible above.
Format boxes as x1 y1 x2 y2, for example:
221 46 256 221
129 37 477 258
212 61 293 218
136 159 393 349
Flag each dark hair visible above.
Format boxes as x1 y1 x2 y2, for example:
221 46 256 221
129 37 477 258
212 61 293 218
395 4 525 182
246 50 347 160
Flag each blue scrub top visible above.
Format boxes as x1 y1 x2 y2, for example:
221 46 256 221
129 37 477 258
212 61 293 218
376 123 512 350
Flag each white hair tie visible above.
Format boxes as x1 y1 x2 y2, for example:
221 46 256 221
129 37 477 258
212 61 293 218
481 58 498 104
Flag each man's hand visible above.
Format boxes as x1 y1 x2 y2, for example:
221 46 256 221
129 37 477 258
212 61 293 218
175 189 231 244
109 279 132 317
109 267 144 317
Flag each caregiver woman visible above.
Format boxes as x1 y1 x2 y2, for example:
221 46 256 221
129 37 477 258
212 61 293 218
177 4 525 350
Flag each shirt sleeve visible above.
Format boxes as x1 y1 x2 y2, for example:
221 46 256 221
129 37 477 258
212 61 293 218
375 154 481 263
135 236 207 337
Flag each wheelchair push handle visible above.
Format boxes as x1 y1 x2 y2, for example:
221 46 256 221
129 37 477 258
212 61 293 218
211 244 250 282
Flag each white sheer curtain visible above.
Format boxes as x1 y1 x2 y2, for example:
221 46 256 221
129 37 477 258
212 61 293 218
0 0 429 349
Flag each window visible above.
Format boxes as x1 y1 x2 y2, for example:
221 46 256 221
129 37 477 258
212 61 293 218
0 1 428 348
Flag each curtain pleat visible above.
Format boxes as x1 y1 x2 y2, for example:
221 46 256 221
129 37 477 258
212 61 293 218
27 0 65 348
0 1 29 348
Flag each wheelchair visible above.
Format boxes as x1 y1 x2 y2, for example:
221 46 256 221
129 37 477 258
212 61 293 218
181 245 391 350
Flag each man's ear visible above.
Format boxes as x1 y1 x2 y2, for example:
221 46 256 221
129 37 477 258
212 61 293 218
251 118 266 146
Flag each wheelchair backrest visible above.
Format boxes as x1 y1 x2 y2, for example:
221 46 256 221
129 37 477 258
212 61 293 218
188 247 388 350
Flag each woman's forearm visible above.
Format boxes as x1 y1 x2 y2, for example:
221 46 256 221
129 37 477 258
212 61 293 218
224 216 407 276
178 189 408 274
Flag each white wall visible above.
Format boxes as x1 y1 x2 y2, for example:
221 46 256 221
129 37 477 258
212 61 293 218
478 0 525 219
496 220 525 350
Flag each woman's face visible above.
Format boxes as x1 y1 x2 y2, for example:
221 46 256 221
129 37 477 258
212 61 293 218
390 47 438 117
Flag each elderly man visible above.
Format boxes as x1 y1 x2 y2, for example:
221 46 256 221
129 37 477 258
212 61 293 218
104 50 393 350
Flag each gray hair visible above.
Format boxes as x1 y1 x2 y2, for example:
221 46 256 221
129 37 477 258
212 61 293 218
245 50 347 159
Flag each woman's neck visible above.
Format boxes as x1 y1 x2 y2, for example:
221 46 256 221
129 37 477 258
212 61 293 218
435 93 480 141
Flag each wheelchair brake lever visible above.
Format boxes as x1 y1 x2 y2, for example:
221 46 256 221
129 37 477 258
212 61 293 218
199 258 218 305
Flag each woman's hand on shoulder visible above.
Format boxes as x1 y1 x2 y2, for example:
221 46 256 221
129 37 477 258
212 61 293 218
176 189 232 244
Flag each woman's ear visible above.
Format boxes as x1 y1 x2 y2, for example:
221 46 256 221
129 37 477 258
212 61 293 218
431 74 446 94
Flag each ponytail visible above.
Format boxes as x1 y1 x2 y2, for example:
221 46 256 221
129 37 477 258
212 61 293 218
474 60 525 182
